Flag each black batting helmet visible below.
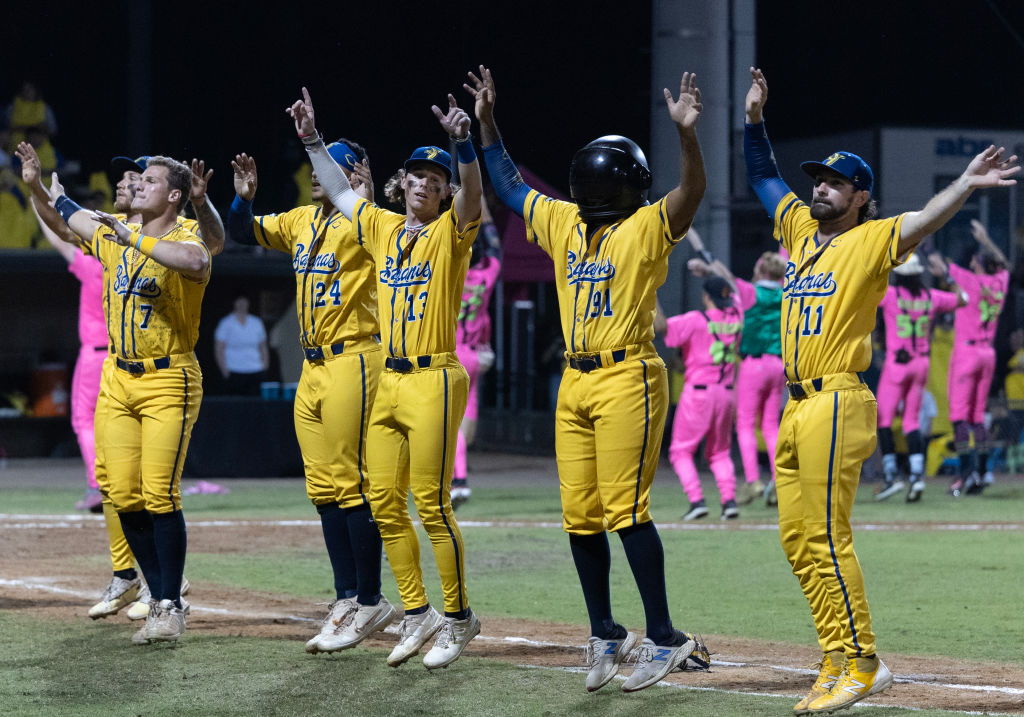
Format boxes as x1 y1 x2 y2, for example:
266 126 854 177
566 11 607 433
569 135 652 224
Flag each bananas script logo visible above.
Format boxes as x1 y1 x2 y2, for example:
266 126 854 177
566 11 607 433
824 152 845 166
424 147 440 160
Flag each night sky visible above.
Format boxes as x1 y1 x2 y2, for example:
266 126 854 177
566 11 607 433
4 1 1023 207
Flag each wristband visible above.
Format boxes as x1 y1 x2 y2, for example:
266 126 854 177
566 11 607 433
132 232 158 256
54 194 83 224
301 130 321 146
454 134 476 164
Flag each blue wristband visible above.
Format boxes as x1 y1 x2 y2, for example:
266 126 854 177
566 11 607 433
455 136 476 164
54 194 83 224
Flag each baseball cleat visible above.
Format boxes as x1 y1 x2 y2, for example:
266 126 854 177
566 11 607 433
720 499 739 520
806 656 893 713
765 481 778 507
621 631 696 692
305 598 358 653
793 650 846 714
423 610 481 670
874 479 905 502
965 471 985 495
451 479 471 510
88 576 141 619
145 599 186 643
584 631 638 692
387 606 445 667
905 477 926 503
681 499 708 521
318 597 397 652
127 577 191 620
738 479 765 506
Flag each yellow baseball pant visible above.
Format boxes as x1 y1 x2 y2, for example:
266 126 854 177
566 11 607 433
294 341 382 508
366 353 469 614
103 354 203 515
93 356 135 572
556 353 668 535
775 373 877 658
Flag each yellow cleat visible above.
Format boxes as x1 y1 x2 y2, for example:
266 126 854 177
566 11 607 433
807 656 893 713
793 650 845 714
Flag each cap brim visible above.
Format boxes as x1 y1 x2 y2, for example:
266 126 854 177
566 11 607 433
110 156 144 176
405 159 452 182
800 161 849 183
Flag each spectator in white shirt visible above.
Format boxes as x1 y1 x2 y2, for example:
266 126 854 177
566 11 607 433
214 295 269 395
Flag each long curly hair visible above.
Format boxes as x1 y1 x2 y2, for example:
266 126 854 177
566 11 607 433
383 168 457 213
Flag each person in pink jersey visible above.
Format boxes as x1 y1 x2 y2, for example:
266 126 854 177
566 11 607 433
451 196 501 509
946 220 1011 496
31 200 107 512
874 251 964 502
657 274 744 520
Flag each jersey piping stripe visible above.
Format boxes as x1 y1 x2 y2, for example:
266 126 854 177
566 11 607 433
256 216 270 248
526 193 542 228
437 369 466 612
168 368 191 506
356 353 368 503
579 228 611 352
632 360 652 525
569 225 586 352
354 201 368 247
388 229 405 357
825 390 863 656
778 196 802 226
659 199 678 245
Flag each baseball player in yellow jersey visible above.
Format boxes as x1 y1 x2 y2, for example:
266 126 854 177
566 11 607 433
744 67 1019 714
288 85 483 669
17 146 220 621
228 142 397 653
470 66 709 692
35 155 212 645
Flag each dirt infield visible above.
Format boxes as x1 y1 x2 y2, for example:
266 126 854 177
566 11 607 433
3 512 1022 715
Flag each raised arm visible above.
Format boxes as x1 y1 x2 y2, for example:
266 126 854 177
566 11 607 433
432 93 481 230
743 68 793 217
466 66 533 217
228 153 260 246
969 218 1010 268
661 72 706 239
16 142 86 245
287 87 361 220
897 147 1019 257
189 158 225 256
30 197 76 262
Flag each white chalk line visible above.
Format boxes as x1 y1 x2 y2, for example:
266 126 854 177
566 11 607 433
2 575 1021 708
2 514 1023 532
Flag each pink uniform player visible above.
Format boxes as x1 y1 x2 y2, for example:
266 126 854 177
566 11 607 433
661 275 744 520
732 252 786 505
874 252 962 502
69 250 108 510
452 250 501 507
946 224 1011 496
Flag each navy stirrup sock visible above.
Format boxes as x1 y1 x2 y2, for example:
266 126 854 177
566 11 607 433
343 504 383 605
118 510 162 600
317 502 357 600
569 532 618 639
619 522 675 645
151 510 187 607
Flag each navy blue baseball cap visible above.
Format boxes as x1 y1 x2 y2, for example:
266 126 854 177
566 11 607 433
326 141 360 171
800 151 874 194
110 155 150 175
404 146 452 181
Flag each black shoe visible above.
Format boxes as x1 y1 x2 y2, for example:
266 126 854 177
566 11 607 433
720 499 739 520
682 499 708 521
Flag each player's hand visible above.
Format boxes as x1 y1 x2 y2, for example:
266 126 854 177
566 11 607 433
926 252 947 277
432 94 471 140
961 145 1019 189
93 210 133 245
349 158 374 201
687 257 711 276
745 67 768 123
190 158 214 205
287 87 317 138
970 218 994 245
664 72 702 130
14 142 41 185
464 65 496 126
231 153 258 201
43 171 65 207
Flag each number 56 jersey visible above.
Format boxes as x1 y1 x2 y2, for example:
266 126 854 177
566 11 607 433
772 191 907 383
522 190 680 353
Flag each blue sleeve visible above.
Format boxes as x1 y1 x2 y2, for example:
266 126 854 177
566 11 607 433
228 195 258 246
482 141 532 218
744 121 792 219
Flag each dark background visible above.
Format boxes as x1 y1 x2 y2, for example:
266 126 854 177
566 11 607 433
4 1 1024 205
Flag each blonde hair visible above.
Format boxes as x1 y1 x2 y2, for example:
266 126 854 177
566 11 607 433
383 168 457 213
758 251 787 280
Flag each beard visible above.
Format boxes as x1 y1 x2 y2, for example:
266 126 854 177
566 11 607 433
809 199 846 221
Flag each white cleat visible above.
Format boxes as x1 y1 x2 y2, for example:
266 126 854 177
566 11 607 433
584 631 639 692
386 606 445 667
88 576 140 619
127 577 191 620
305 598 358 654
621 634 697 692
317 597 397 653
423 610 481 670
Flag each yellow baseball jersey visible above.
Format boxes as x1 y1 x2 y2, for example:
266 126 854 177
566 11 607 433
521 190 680 352
83 222 211 359
253 205 379 347
351 198 479 357
772 192 906 383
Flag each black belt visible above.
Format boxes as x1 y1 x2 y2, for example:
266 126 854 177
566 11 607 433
692 384 733 390
116 356 170 375
966 340 987 346
742 353 764 359
94 345 109 352
304 342 346 361
788 377 824 400
568 349 626 373
385 355 433 373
